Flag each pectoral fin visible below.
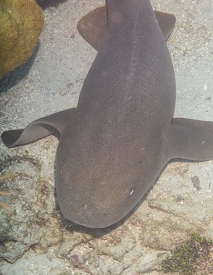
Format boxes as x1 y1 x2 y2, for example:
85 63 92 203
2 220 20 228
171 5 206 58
167 118 213 161
77 6 176 50
1 108 76 148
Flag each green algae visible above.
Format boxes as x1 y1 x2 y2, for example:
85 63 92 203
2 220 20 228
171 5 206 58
161 232 213 275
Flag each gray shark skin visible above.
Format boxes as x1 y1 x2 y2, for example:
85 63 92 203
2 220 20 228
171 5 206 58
2 0 213 228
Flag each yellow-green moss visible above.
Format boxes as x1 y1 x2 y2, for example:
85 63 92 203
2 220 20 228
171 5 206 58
0 0 44 79
161 232 213 275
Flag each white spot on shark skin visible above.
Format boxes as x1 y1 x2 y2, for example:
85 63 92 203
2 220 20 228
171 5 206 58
130 190 134 195
204 83 208 92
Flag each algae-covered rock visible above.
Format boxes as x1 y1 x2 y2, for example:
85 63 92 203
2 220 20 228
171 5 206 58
0 0 44 79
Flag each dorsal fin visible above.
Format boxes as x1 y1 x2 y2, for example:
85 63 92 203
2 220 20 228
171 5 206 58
77 5 176 50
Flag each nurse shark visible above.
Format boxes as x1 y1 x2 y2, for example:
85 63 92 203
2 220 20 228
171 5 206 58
2 0 213 228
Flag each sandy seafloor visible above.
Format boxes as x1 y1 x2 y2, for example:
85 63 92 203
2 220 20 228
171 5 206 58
0 0 213 274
